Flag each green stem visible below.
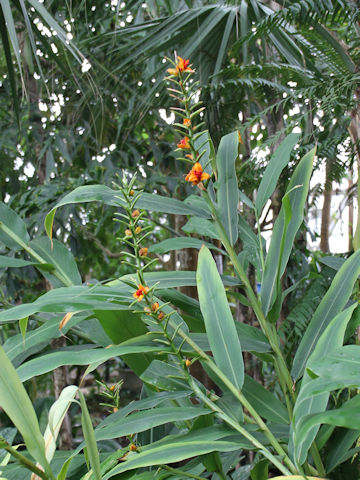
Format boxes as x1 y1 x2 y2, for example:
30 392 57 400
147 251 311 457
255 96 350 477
0 442 52 480
160 464 207 479
310 443 326 478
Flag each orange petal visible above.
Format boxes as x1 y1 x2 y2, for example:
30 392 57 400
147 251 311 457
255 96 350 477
201 172 210 181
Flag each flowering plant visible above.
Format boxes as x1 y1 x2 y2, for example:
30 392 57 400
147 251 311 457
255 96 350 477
0 56 359 480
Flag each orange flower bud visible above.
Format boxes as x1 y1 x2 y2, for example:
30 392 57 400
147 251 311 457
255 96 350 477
131 210 140 218
129 443 137 452
125 229 132 237
139 247 148 257
151 302 159 312
113 407 118 413
185 358 191 368
135 226 142 234
144 306 151 315
129 189 135 196
157 311 165 320
110 385 115 391
183 118 191 127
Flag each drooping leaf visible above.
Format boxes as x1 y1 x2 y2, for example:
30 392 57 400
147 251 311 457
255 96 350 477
197 246 244 390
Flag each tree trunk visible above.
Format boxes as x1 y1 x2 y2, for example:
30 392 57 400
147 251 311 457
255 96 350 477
320 158 333 253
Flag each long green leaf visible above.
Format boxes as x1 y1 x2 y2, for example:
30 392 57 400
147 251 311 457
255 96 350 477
255 133 300 213
197 246 244 390
94 407 209 443
292 249 360 380
0 345 52 476
102 426 243 478
44 185 210 239
17 343 167 381
78 391 101 480
217 131 240 246
149 237 225 255
261 147 315 316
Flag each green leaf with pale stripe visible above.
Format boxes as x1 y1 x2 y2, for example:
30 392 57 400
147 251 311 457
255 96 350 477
197 246 244 390
217 131 239 246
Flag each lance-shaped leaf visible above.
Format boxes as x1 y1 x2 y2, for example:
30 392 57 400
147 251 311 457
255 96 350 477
255 133 300 214
292 249 360 380
0 345 52 476
261 147 315 316
149 237 225 255
17 343 167 381
217 131 239 246
197 246 244 390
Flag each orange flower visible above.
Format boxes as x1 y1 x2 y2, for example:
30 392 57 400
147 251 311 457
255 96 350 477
135 226 142 234
131 210 140 218
185 162 210 185
177 136 190 150
133 284 150 301
183 118 191 127
125 229 132 237
129 189 135 196
139 247 148 257
129 444 137 452
167 56 193 76
157 311 165 320
185 358 191 368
